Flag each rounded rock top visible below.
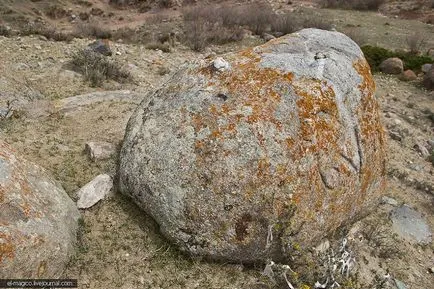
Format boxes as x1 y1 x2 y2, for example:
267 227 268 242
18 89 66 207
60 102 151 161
119 28 387 262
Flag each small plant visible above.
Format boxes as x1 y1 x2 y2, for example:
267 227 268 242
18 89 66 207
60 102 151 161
271 13 298 35
45 5 67 19
406 32 426 54
76 23 112 39
71 49 131 87
343 28 368 46
19 23 75 42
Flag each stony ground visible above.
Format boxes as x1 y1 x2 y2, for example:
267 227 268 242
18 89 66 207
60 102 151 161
0 1 433 288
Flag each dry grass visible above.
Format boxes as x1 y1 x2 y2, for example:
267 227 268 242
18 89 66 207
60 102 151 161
19 23 76 41
182 2 331 51
71 49 132 87
76 23 112 39
321 0 385 10
406 32 427 54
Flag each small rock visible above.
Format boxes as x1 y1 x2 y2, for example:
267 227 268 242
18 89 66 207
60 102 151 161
76 174 113 209
213 57 230 72
393 279 407 289
38 35 48 41
116 51 121 55
389 131 402 141
421 63 432 74
398 69 417 81
84 141 116 161
379 58 404 75
413 142 430 158
429 267 434 274
381 196 398 206
87 39 112 56
261 33 276 42
390 205 432 244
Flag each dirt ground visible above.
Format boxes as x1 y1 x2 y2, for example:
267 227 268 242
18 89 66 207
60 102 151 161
0 1 433 288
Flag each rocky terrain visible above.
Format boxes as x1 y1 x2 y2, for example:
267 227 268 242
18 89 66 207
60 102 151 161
0 1 433 289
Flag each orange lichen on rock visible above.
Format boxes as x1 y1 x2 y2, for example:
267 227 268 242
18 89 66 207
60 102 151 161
0 232 15 263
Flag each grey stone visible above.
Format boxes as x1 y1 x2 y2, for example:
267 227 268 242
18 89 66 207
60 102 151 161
421 63 432 74
87 39 112 56
85 141 116 161
55 90 142 115
76 174 113 209
393 279 407 289
213 57 230 72
390 205 432 244
0 140 80 278
423 64 434 90
381 196 398 206
119 28 387 262
379 58 404 75
262 33 276 42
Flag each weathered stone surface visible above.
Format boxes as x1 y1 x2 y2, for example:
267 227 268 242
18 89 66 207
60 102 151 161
76 174 113 209
0 140 80 278
379 57 404 75
423 64 434 90
119 29 387 262
85 141 116 161
421 63 432 74
390 205 432 244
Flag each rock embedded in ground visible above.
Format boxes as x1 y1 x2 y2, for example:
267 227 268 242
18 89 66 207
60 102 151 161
87 39 112 56
76 174 113 209
421 63 432 74
399 70 417 81
85 141 116 161
390 205 432 244
0 140 80 278
119 28 387 262
379 57 404 75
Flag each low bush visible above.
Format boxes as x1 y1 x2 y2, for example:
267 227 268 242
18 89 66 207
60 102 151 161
71 49 131 87
76 23 112 39
406 32 426 54
361 45 434 72
20 23 76 41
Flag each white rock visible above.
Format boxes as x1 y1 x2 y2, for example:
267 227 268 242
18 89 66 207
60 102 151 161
77 174 113 209
213 57 230 72
381 196 398 206
85 141 116 161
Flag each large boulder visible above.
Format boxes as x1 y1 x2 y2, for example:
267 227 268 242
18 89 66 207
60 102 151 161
0 141 80 278
379 57 404 74
119 28 387 262
423 64 434 90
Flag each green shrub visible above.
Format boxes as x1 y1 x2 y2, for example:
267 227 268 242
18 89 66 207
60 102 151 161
361 45 394 71
361 45 434 72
